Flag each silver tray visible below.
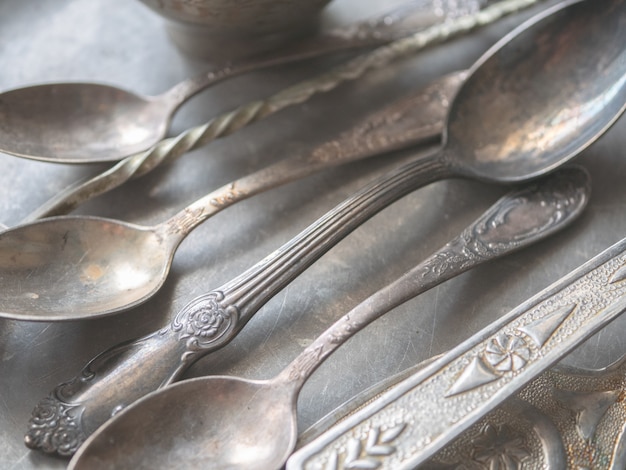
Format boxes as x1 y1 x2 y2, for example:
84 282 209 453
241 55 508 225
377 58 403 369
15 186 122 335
0 0 624 468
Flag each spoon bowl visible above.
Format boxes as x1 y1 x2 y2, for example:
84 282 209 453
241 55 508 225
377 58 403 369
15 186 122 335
445 0 626 183
0 218 169 318
0 84 168 163
80 377 297 470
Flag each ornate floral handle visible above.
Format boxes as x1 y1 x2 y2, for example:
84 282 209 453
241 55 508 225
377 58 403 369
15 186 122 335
25 149 451 456
279 167 590 388
287 236 626 470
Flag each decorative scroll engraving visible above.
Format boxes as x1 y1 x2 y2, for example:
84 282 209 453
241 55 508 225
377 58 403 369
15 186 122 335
24 395 86 457
24 336 156 456
419 168 587 283
308 73 456 166
172 291 239 351
165 207 205 235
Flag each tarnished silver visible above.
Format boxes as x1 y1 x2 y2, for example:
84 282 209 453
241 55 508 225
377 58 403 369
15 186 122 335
3 0 624 322
1 1 624 469
287 231 626 470
65 166 590 470
423 357 626 468
16 0 541 222
0 0 537 164
4 0 625 321
19 0 625 456
298 352 626 468
0 70 464 321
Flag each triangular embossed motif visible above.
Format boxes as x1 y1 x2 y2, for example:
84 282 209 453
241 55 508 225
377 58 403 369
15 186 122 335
518 304 577 348
446 356 500 397
609 263 626 284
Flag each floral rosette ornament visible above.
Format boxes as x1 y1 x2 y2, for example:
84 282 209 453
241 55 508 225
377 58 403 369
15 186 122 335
172 291 239 349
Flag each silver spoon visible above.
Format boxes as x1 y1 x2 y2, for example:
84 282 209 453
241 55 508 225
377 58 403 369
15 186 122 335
0 71 464 321
3 0 624 322
66 166 590 470
0 0 499 164
0 12 394 164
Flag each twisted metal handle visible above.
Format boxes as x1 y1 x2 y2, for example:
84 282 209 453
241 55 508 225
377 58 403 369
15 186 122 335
22 0 541 223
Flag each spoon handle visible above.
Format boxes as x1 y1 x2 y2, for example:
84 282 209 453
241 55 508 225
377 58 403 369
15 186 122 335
21 0 538 223
160 71 465 238
287 236 626 470
277 166 590 389
26 147 452 455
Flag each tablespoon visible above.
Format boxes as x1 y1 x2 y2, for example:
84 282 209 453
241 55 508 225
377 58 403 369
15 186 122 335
0 71 464 321
66 166 590 470
3 0 624 322
0 0 523 164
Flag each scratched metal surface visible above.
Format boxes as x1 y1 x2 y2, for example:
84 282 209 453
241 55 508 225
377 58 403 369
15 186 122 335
0 0 624 468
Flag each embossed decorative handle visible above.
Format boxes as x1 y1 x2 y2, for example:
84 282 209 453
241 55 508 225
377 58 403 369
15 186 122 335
25 148 453 455
160 71 465 237
278 167 590 389
287 236 626 469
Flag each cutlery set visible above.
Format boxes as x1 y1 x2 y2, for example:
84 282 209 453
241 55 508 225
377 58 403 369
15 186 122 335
0 0 624 468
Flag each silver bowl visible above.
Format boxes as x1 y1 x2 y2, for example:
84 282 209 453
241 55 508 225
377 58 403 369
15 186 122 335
138 0 334 59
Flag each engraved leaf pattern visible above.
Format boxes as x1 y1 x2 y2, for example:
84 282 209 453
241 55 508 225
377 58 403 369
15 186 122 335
328 424 406 469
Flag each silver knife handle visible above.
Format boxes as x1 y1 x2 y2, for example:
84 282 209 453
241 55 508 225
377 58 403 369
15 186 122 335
288 236 626 469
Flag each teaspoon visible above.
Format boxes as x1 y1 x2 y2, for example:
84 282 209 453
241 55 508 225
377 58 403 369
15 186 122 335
0 0 504 164
24 0 624 455
3 0 624 322
67 166 590 470
11 0 541 222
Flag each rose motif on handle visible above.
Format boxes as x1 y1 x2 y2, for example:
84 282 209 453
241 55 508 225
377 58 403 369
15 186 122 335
25 396 85 456
172 291 238 349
